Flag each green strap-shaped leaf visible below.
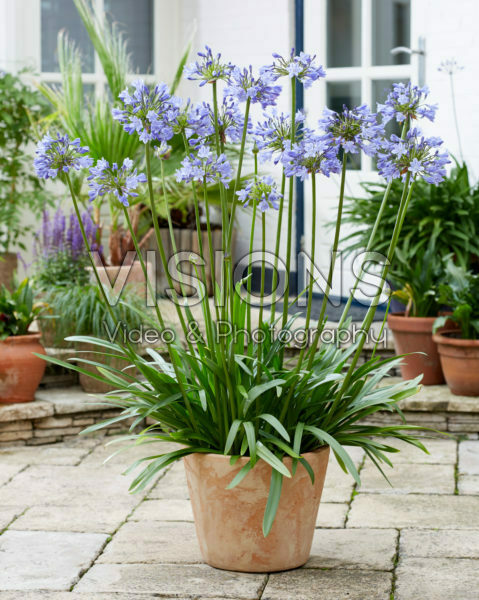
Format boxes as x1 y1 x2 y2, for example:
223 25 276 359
263 469 283 536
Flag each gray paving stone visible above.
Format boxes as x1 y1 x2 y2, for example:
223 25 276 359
358 462 455 494
0 506 25 531
0 401 53 423
307 528 397 570
383 437 457 464
459 440 479 475
0 530 107 591
458 474 479 494
75 563 267 598
316 503 348 528
0 594 176 600
348 493 479 529
147 461 190 499
10 504 131 534
0 439 97 466
98 520 202 564
81 438 179 471
321 460 355 503
0 465 24 487
35 387 109 414
400 529 479 558
263 569 391 600
396 557 479 600
130 498 194 521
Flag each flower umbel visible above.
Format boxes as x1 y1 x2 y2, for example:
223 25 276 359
378 82 437 124
34 133 92 179
282 132 341 180
175 145 233 187
112 80 180 144
438 58 464 75
184 46 233 86
319 105 384 156
224 66 282 108
237 176 282 211
262 50 326 88
87 158 147 207
253 109 305 163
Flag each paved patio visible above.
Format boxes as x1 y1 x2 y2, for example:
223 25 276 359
0 433 478 599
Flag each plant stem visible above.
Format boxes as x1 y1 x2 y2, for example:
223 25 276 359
270 171 286 324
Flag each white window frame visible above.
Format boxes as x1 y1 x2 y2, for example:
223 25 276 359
305 0 412 172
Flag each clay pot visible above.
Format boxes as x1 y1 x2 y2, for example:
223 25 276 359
183 447 330 573
87 261 151 293
76 342 126 394
0 333 46 403
0 252 17 290
387 313 454 385
433 331 479 396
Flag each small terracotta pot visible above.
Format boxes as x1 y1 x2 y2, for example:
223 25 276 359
87 261 152 291
76 342 126 394
0 252 17 290
388 313 454 385
184 447 330 573
0 333 46 403
433 331 479 396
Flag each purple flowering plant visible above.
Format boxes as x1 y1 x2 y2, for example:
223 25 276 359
34 45 451 538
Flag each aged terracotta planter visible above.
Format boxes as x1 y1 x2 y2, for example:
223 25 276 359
0 252 17 290
433 331 479 396
0 333 46 403
184 447 330 573
388 313 454 385
87 260 151 291
77 342 126 394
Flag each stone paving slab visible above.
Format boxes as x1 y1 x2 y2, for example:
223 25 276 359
0 465 24 488
0 506 25 531
315 503 348 528
383 437 457 464
35 388 110 415
307 528 397 571
458 474 479 494
130 498 194 522
75 563 267 598
147 461 190 500
396 557 479 600
263 569 391 600
358 462 455 494
0 531 107 591
459 440 479 475
0 594 181 600
348 493 479 529
400 529 479 559
97 520 202 564
0 438 98 466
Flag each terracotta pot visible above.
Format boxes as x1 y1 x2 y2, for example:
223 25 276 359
0 252 17 290
387 313 454 385
0 333 46 403
184 447 330 573
76 342 126 394
87 261 151 293
37 317 73 349
433 331 479 396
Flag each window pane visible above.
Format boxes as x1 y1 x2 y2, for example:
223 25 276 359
327 0 362 68
104 0 154 73
372 0 411 66
327 81 362 170
41 0 94 73
373 79 409 138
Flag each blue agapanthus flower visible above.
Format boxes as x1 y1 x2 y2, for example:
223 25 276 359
261 50 326 88
224 66 282 109
378 82 437 124
237 176 282 212
377 128 450 184
112 79 180 144
87 158 147 207
253 109 306 163
319 104 385 156
183 46 233 86
34 133 92 179
281 132 341 180
175 145 233 187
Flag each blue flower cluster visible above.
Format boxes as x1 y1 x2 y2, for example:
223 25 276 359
319 105 384 156
377 128 450 184
175 145 233 187
377 82 437 124
282 132 341 180
253 109 305 163
184 46 233 86
237 176 282 212
112 80 180 144
87 158 147 207
34 133 92 180
262 50 326 88
224 66 282 109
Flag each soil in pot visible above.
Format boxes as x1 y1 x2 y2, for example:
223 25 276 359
0 333 46 403
388 313 454 385
433 331 479 396
184 447 330 573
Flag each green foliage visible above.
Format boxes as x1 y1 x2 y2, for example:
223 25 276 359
33 251 90 291
434 260 479 340
0 279 44 339
0 71 51 252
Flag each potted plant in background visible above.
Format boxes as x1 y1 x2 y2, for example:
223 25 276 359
0 279 46 403
433 260 479 395
0 70 50 287
35 62 448 572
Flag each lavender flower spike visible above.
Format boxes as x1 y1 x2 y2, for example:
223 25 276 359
34 133 92 180
88 158 147 207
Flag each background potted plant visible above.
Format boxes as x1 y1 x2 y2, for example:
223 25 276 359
433 260 479 395
0 279 46 403
0 70 50 288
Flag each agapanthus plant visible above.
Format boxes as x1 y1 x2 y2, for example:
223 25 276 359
88 158 147 207
35 46 450 538
34 133 92 179
377 82 437 124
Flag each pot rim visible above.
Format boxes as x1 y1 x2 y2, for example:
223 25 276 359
0 332 43 345
184 445 329 465
433 331 479 347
